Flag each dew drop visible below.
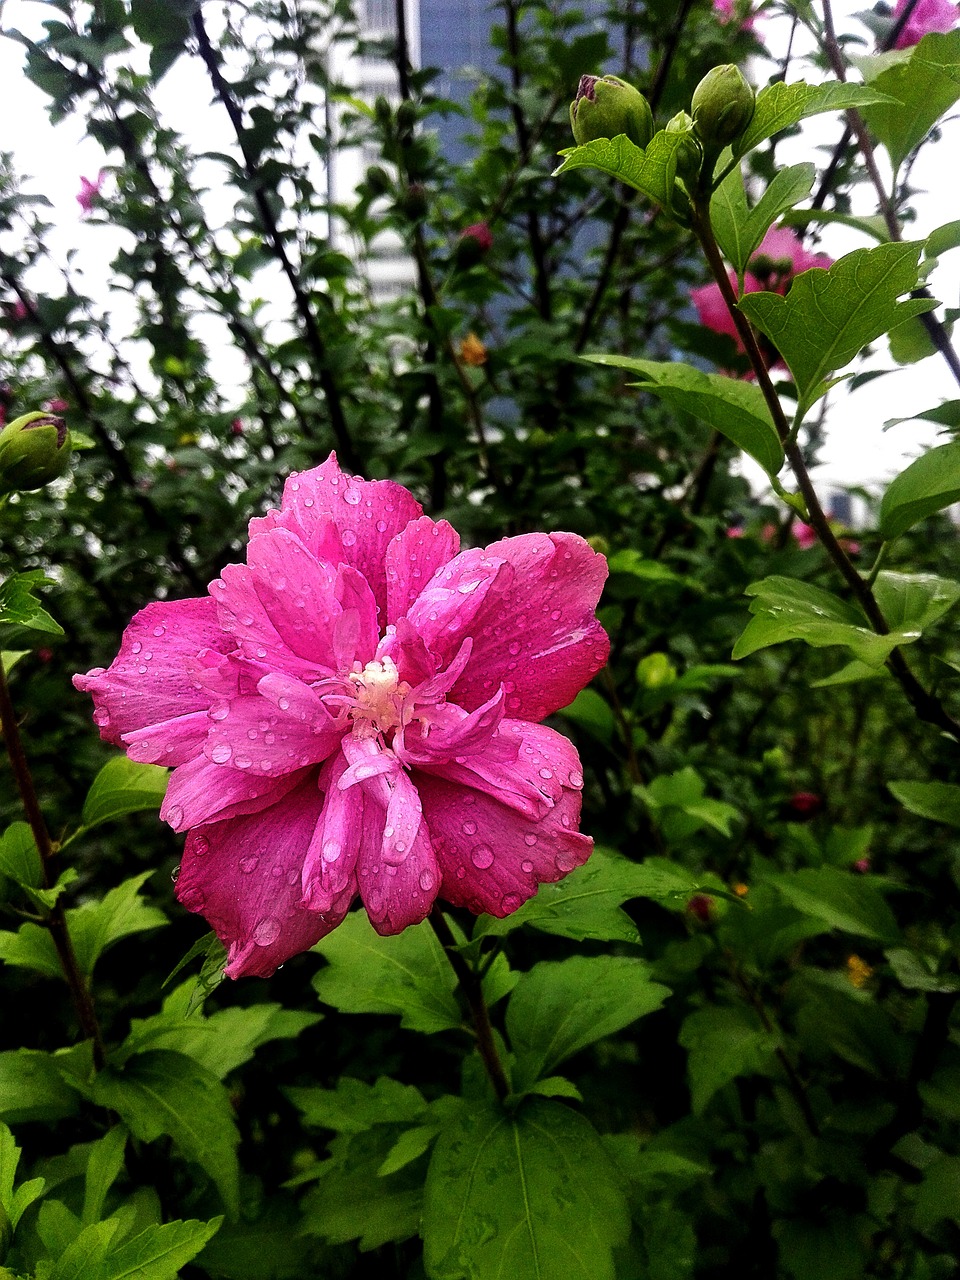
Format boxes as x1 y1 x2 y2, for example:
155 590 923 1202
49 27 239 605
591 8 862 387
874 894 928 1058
239 855 260 874
166 804 185 827
462 820 478 836
419 869 436 892
521 859 534 873
322 839 341 862
253 916 281 946
343 487 361 506
501 893 522 913
278 697 290 711
210 704 229 722
210 743 232 764
556 850 579 874
246 728 258 740
376 519 388 532
342 528 357 547
538 768 553 780
508 641 521 656
153 625 166 637
524 833 538 847
193 835 210 856
131 641 142 654
92 709 111 728
568 769 584 789
471 844 494 869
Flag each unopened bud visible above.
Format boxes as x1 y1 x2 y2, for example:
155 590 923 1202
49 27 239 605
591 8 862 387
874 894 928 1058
691 65 755 149
664 111 701 182
570 74 654 149
0 411 72 496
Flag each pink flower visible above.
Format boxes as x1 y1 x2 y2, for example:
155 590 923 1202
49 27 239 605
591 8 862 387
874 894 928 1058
76 170 105 214
692 227 833 365
460 222 493 253
892 0 959 47
714 0 756 29
792 521 817 550
74 455 609 978
230 418 244 437
46 398 70 414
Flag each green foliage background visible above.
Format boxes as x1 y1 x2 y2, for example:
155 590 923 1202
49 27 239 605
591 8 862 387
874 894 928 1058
2 2 960 1277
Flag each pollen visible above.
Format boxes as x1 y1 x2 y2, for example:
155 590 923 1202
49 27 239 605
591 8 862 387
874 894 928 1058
348 656 410 735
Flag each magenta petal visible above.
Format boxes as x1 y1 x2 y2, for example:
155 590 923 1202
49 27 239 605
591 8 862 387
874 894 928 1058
397 691 506 766
333 564 381 668
73 598 228 759
416 766 591 917
248 454 423 619
176 773 353 979
203 683 342 777
385 516 460 623
356 770 439 933
442 533 610 721
162 756 311 831
301 754 363 911
404 547 512 654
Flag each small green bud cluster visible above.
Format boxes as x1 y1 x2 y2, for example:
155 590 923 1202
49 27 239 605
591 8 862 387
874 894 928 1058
569 75 654 149
690 65 755 150
0 411 73 497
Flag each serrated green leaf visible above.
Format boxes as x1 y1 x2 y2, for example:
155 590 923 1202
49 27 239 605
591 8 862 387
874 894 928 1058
860 30 960 171
769 867 900 942
48 1220 122 1280
733 576 899 666
312 913 460 1033
680 1006 779 1113
91 1050 240 1217
872 570 960 633
80 1127 126 1227
879 441 960 540
98 1216 222 1280
80 756 169 829
0 571 63 637
506 955 669 1089
584 354 783 474
553 131 690 212
888 779 960 826
739 243 934 414
733 80 898 159
423 1098 630 1280
712 164 816 278
377 1124 439 1177
68 873 167 979
285 1076 427 1135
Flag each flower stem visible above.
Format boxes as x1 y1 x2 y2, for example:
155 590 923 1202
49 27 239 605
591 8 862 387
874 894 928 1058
0 654 105 1066
429 908 510 1102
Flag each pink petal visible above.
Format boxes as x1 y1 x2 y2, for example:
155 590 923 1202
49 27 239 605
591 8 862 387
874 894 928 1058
212 529 343 679
415 765 591 918
73 598 229 762
203 678 343 777
417 719 582 820
355 769 439 933
248 454 423 620
396 690 506 766
333 564 381 668
175 773 354 979
404 547 512 654
301 753 363 911
385 516 460 623
162 756 311 831
438 533 610 721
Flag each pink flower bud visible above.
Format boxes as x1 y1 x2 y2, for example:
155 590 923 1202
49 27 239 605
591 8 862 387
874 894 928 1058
230 418 244 436
853 857 871 874
787 791 822 818
460 222 493 253
77 170 106 215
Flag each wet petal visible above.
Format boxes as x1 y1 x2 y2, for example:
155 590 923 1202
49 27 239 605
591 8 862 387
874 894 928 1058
162 756 311 831
175 772 354 979
385 515 460 623
355 769 439 933
397 689 506 767
203 680 343 777
73 598 229 761
301 753 363 911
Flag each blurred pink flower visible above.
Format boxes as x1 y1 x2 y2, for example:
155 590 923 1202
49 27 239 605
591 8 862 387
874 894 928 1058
691 226 833 364
714 0 757 29
75 454 609 978
892 0 959 47
793 522 817 550
230 418 244 437
46 398 70 414
460 221 493 252
76 170 105 214
10 299 29 322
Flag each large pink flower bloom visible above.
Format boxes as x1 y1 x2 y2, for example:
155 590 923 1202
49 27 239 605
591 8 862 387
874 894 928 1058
891 0 959 47
691 226 833 362
74 456 609 978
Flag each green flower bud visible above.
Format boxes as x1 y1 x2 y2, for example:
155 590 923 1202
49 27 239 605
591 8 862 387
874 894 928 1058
691 64 755 149
0 411 72 497
664 111 702 183
570 74 654 149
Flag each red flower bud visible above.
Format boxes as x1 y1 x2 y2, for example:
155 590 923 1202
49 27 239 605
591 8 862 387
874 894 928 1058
686 894 714 923
787 791 822 818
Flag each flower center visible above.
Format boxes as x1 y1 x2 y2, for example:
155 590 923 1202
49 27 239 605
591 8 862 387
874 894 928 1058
347 656 411 737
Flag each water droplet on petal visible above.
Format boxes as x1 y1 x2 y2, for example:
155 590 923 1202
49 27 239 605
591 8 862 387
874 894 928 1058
524 833 538 847
210 704 229 722
131 641 142 654
239 855 260 874
462 820 478 836
194 835 210 856
342 529 357 547
210 744 232 764
521 859 534 873
568 770 584 789
538 768 553 781
93 709 111 728
502 893 522 913
556 850 578 873
322 839 341 862
166 804 185 827
419 869 436 892
344 487 361 506
253 916 281 946
471 844 494 869
508 641 521 656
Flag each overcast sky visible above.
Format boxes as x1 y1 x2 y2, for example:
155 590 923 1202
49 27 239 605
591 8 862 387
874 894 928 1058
1 0 957 494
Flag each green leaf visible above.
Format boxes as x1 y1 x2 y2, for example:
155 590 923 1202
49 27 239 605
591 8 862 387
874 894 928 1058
888 779 960 827
780 207 890 244
98 1217 223 1280
0 571 63 637
553 131 690 212
555 687 616 746
67 873 167 979
712 163 816 278
884 398 960 430
739 243 934 414
48 1220 122 1280
506 955 669 1089
584 354 783 475
0 1122 45 1238
742 241 936 412
860 30 960 171
91 1050 240 1217
879 441 960 540
423 1098 630 1280
733 80 898 159
0 1048 84 1124
886 948 960 993
640 767 740 839
733 576 899 666
768 867 900 942
0 650 29 674
80 756 169 830
926 217 960 259
312 913 460 1034
80 1127 126 1226
285 1076 427 1135
0 822 42 892
377 1125 440 1177
872 570 960 633
914 1156 960 1230
679 1006 779 1113
475 848 647 945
